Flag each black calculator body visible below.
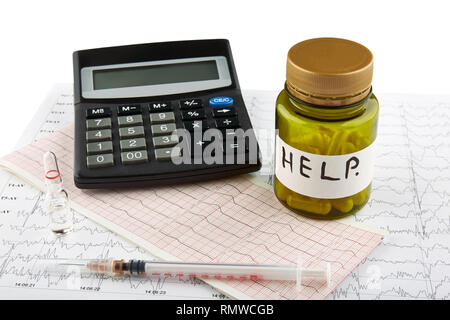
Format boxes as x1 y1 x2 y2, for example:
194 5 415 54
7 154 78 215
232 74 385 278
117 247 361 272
73 39 261 188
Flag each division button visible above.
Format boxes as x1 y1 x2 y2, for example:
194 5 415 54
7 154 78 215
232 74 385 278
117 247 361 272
86 107 112 119
209 96 234 107
120 138 147 151
183 120 209 132
149 101 172 112
151 123 177 136
149 112 175 124
212 107 236 118
87 153 114 168
179 99 202 109
117 104 141 115
86 117 112 129
121 150 148 164
86 129 112 142
119 126 145 138
86 141 113 155
154 147 181 161
181 109 206 121
118 114 143 127
215 117 239 129
152 135 179 148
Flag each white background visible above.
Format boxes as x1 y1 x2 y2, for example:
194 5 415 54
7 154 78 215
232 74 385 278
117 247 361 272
0 0 449 155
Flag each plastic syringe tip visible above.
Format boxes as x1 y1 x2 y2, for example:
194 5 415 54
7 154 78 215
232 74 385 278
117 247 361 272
296 257 331 291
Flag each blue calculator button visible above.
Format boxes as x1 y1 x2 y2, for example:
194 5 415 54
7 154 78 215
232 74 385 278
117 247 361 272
209 96 234 107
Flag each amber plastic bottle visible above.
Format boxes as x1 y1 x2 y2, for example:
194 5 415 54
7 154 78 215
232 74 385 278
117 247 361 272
274 38 379 219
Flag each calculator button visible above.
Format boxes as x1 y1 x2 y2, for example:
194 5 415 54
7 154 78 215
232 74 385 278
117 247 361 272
86 129 112 142
121 150 148 164
86 107 112 119
86 118 112 129
87 154 114 168
190 138 222 159
151 123 177 136
209 96 234 107
117 104 141 115
212 107 236 118
119 126 145 138
179 99 202 109
154 147 181 161
149 112 175 124
183 120 209 132
215 117 239 129
86 141 113 155
118 115 143 127
152 135 179 148
120 138 147 151
181 109 206 121
149 101 172 112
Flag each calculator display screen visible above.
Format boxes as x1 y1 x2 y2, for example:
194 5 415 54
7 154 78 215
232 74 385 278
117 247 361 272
93 61 219 90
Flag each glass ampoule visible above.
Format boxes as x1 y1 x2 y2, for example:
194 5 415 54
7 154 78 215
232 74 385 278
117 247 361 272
43 151 73 234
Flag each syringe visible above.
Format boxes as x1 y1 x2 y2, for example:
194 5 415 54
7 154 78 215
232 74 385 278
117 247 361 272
41 258 331 290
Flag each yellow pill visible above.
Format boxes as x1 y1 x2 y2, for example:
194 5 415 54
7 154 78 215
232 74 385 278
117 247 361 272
318 126 335 137
347 131 362 145
274 180 291 201
331 198 354 213
327 130 349 155
287 195 332 215
341 142 356 154
352 189 368 206
356 137 371 149
303 133 324 148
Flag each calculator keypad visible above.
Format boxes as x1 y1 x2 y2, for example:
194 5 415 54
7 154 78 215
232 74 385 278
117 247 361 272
84 96 251 168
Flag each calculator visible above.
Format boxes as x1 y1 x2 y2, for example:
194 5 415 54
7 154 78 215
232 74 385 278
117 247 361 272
73 39 261 188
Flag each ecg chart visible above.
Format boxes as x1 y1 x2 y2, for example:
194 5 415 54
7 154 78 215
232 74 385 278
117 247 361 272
0 85 448 299
0 86 382 300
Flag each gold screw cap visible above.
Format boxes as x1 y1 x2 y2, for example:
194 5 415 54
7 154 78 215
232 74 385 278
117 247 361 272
286 38 373 106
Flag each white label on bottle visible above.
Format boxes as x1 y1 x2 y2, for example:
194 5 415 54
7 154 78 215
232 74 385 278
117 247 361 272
275 135 375 199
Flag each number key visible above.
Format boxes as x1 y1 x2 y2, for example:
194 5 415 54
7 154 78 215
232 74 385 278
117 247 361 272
121 150 148 164
86 118 111 129
87 153 114 168
152 135 179 148
86 129 112 142
118 115 143 127
119 126 145 138
87 141 113 155
149 112 175 124
120 138 147 151
151 123 177 136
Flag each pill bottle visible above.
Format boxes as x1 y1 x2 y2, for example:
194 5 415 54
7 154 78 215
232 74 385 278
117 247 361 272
274 38 378 219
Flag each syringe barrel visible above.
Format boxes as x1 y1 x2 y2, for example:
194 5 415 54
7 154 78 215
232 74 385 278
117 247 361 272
143 261 298 281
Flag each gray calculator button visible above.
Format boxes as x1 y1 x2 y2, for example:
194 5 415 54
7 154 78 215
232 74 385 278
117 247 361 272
149 112 175 124
119 126 145 138
87 153 114 168
121 150 148 164
118 114 143 127
151 123 177 136
86 129 112 142
86 141 113 155
154 147 181 161
86 118 111 129
120 138 147 151
152 135 179 148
